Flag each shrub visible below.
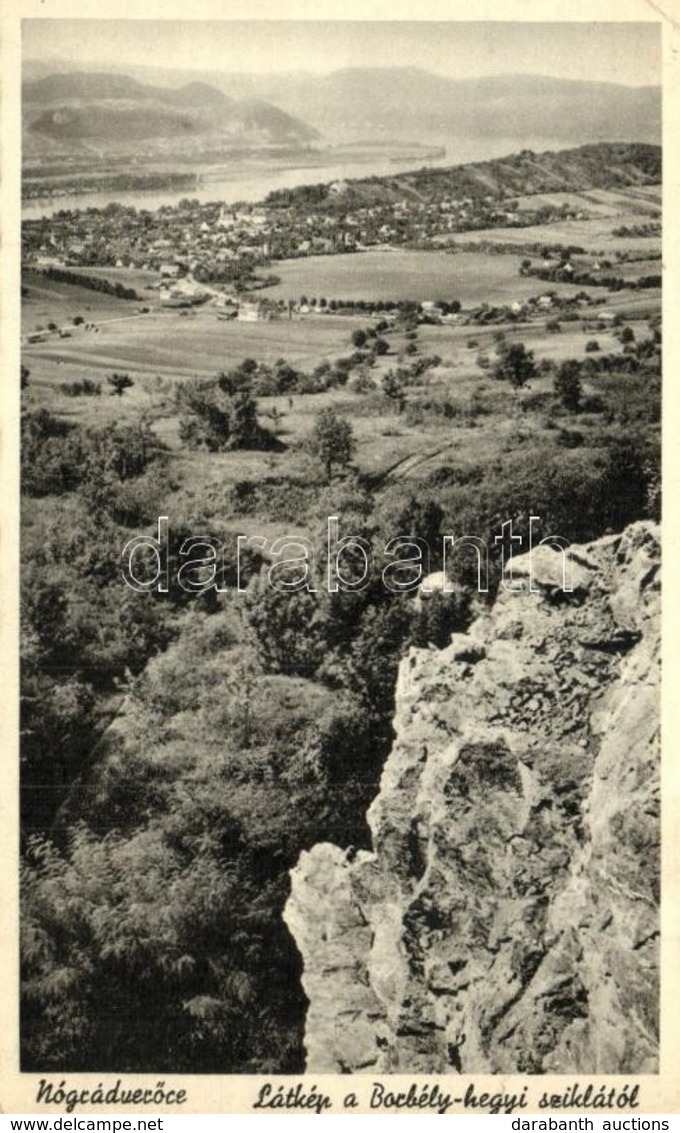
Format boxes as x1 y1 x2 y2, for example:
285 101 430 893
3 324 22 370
107 373 134 397
493 342 536 389
177 379 270 452
348 372 377 394
554 360 582 412
555 428 585 448
60 379 101 397
580 394 605 414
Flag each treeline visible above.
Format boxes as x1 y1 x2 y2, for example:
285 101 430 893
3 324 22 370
299 297 461 315
523 263 662 292
23 170 197 201
453 239 587 257
59 378 101 397
42 266 141 300
612 222 661 238
208 322 423 399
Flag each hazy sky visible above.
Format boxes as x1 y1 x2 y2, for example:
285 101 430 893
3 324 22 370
23 20 661 87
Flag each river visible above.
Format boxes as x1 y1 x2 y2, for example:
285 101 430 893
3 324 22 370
21 135 570 220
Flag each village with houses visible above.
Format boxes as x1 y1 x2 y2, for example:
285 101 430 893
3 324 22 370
21 181 597 281
21 154 661 340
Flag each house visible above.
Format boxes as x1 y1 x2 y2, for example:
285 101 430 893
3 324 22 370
160 263 180 279
420 300 443 323
237 300 268 322
160 287 191 308
160 278 208 307
212 292 236 309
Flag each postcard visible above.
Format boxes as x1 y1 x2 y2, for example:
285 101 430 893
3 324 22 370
1 0 677 1116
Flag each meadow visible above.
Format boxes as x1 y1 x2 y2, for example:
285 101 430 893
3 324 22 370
259 249 591 304
21 235 661 498
23 303 366 377
62 265 160 293
437 218 660 257
21 271 147 336
22 284 654 498
513 186 661 217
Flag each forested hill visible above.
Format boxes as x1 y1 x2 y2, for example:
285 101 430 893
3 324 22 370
265 142 662 210
22 71 320 156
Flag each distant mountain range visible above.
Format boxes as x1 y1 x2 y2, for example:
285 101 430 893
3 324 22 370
22 72 320 157
214 67 660 145
22 65 661 161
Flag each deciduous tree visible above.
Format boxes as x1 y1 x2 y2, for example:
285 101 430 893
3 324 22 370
310 408 355 482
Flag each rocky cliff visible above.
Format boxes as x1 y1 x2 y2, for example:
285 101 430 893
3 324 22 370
284 522 660 1074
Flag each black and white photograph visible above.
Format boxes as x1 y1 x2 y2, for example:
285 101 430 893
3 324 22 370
4 3 675 1113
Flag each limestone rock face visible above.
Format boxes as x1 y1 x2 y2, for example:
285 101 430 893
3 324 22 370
284 523 660 1074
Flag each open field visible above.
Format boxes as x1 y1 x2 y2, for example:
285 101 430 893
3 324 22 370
22 245 660 492
23 278 658 445
605 258 662 280
22 272 146 335
514 186 661 217
260 249 593 305
21 306 370 435
593 291 661 318
628 185 663 201
22 305 366 375
417 321 633 368
59 265 161 293
582 187 661 211
435 218 661 256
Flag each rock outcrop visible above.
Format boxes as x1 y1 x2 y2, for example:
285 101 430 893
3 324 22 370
284 523 660 1074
